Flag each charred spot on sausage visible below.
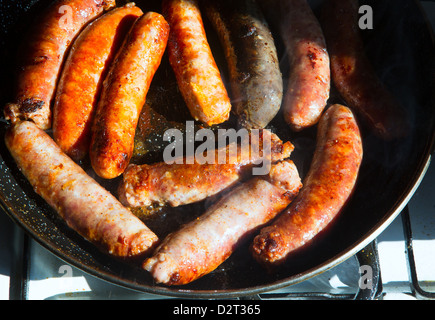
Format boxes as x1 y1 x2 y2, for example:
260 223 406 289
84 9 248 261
20 98 45 113
307 49 317 69
32 55 49 65
170 272 180 284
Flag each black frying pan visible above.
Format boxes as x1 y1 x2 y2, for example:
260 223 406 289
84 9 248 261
0 0 434 298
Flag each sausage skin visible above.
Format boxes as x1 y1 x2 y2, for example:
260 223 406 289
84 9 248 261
90 12 170 179
143 160 302 285
279 0 330 131
53 4 144 161
162 0 232 126
203 0 283 129
118 129 294 207
4 0 115 130
321 0 409 140
251 104 363 265
5 121 159 258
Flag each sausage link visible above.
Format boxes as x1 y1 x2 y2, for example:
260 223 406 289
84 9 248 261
162 0 232 126
279 0 330 131
5 121 159 258
143 160 302 285
90 12 170 179
321 0 409 140
53 4 144 161
3 0 115 130
118 129 294 207
251 104 363 265
203 0 283 129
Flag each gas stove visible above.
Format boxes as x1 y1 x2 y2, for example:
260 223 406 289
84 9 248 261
1 1 435 301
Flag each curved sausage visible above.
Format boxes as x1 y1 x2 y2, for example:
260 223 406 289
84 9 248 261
278 0 331 131
90 12 170 179
53 4 144 161
162 0 232 126
203 0 283 129
3 0 115 130
5 121 159 258
251 104 363 266
118 129 294 207
321 0 409 140
143 160 302 285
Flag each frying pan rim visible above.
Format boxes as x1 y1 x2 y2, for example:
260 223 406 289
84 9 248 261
0 152 430 299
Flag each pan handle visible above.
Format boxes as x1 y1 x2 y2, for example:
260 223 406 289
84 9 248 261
353 239 383 300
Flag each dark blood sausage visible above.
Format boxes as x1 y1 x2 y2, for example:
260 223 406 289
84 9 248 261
251 104 363 266
3 0 115 130
321 0 409 140
90 12 170 179
118 129 294 208
162 0 232 126
5 121 159 258
53 4 144 161
278 0 330 131
143 160 302 285
203 0 283 129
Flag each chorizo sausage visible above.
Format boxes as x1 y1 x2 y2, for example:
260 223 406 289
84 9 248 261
162 0 232 126
90 12 170 179
251 104 363 266
53 4 143 161
4 0 115 130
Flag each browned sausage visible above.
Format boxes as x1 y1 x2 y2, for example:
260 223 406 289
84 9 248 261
5 121 159 258
118 129 294 208
321 0 409 140
143 160 302 285
53 4 144 161
90 12 170 179
279 0 331 131
251 104 363 266
3 0 115 130
162 0 232 126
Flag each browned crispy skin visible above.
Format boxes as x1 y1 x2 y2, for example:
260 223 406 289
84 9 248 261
53 4 144 161
4 0 115 130
251 104 363 266
5 121 159 258
279 0 330 131
162 0 232 126
143 160 302 285
90 12 170 179
321 0 409 140
119 162 240 208
118 129 294 208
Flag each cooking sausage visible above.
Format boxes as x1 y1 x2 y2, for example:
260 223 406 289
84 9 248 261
118 129 294 207
162 0 232 126
203 0 283 129
251 104 363 266
277 0 330 131
143 160 302 285
5 121 159 258
53 4 144 162
3 0 115 130
321 0 409 140
90 12 170 179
